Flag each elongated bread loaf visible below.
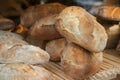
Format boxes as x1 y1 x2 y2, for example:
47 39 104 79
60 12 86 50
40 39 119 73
0 17 15 31
0 63 54 80
56 6 108 52
29 15 62 40
21 3 66 27
61 43 103 80
0 31 50 64
91 6 120 21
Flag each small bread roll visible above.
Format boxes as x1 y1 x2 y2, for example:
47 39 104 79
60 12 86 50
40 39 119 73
21 3 66 27
0 17 15 31
29 15 62 40
0 44 50 64
46 38 66 61
56 6 108 52
0 63 54 80
61 43 103 80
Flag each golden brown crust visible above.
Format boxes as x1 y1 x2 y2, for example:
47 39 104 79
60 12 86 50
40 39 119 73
61 43 103 80
29 15 62 40
0 17 15 30
91 6 120 21
21 3 66 27
0 63 54 80
46 38 66 61
56 6 108 52
105 24 120 49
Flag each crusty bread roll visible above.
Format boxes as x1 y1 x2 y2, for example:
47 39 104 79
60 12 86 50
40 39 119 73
29 15 62 40
61 43 103 80
56 6 108 52
21 3 66 27
0 63 54 80
0 44 50 64
0 17 15 31
46 38 66 61
105 24 120 49
91 6 120 21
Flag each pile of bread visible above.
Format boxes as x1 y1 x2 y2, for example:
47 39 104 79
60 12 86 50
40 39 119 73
0 2 119 80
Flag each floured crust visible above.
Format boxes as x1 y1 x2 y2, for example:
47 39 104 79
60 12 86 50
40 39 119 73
61 43 103 80
0 63 54 80
0 31 50 64
56 6 108 52
0 44 50 64
46 38 66 61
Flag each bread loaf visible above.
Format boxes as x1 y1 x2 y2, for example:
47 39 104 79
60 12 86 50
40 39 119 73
21 3 66 28
0 17 15 31
29 15 62 40
0 31 50 64
0 30 28 45
105 24 120 49
61 43 103 80
0 63 54 80
0 44 50 64
90 6 120 21
46 38 66 61
56 6 108 52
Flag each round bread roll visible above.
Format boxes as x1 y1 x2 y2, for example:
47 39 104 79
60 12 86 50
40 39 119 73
29 15 62 40
0 17 15 31
0 44 50 64
46 38 66 61
0 63 54 80
21 3 66 28
61 43 103 80
56 6 108 52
